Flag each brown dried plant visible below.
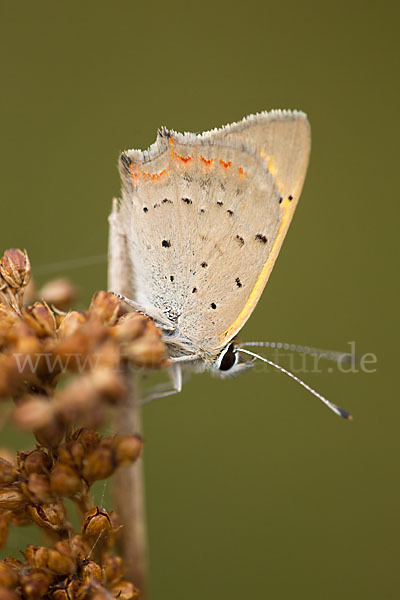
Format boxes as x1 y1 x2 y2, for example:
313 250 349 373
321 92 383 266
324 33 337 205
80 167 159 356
0 248 168 599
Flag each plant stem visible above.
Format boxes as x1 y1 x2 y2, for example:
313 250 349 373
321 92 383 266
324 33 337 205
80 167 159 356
114 367 148 597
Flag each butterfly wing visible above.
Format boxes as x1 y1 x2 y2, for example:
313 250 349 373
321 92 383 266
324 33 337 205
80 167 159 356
116 110 310 356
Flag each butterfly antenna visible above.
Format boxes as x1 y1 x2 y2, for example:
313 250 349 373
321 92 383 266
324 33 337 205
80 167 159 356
238 348 352 420
239 341 351 364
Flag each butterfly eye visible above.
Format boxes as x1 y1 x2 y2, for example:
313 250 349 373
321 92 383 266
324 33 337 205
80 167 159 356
218 343 238 371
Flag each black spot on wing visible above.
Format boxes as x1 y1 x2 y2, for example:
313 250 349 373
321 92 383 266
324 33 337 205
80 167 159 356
236 235 244 246
162 240 171 248
255 234 268 244
182 197 192 205
143 207 148 213
235 277 242 288
211 303 216 310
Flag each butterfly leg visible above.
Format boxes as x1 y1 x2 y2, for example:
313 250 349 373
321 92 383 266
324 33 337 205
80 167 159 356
140 364 182 405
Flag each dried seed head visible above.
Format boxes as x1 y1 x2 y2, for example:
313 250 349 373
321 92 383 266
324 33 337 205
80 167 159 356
49 582 71 600
82 446 114 484
0 514 8 549
113 434 143 466
13 397 55 432
23 301 57 338
0 458 18 485
50 463 82 497
111 312 148 342
70 534 91 560
72 428 100 452
0 249 31 289
80 558 103 582
18 448 52 476
75 579 112 600
34 419 66 449
55 375 101 425
0 560 18 588
38 278 77 310
88 291 120 326
0 589 19 600
81 507 112 538
24 545 49 569
91 367 126 403
27 501 67 532
0 486 27 511
57 310 88 337
57 440 85 471
111 580 140 600
19 568 52 600
47 540 76 575
22 473 54 504
101 553 123 585
125 321 166 367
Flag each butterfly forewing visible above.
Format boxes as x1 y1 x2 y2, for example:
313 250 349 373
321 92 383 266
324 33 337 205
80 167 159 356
118 111 310 356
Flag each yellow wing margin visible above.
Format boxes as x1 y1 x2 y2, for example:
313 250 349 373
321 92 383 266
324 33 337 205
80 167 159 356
212 110 311 345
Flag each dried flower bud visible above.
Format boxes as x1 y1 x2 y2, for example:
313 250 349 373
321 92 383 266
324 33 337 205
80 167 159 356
27 501 67 532
0 560 18 588
70 534 91 560
20 568 52 600
55 376 100 425
0 304 20 346
57 441 85 471
8 507 32 526
18 448 52 476
23 302 56 337
1 558 22 570
113 434 143 466
34 419 66 449
125 321 166 367
0 514 8 549
111 312 147 342
88 291 120 326
82 446 114 484
0 589 19 600
0 249 30 289
0 486 27 511
0 458 18 485
75 579 112 600
49 581 71 600
25 545 49 569
0 449 16 465
22 473 53 503
111 581 140 600
80 558 102 582
47 540 76 575
13 397 55 432
91 367 126 403
50 463 82 497
72 428 100 452
101 553 123 585
57 310 87 337
82 507 112 538
38 278 77 310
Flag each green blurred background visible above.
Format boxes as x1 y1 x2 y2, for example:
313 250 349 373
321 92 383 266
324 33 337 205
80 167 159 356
0 2 398 599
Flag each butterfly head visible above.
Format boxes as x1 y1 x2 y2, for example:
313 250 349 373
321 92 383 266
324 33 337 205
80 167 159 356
212 342 254 377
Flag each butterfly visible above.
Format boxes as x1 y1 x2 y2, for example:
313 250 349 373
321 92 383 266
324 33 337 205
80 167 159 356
109 110 351 419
